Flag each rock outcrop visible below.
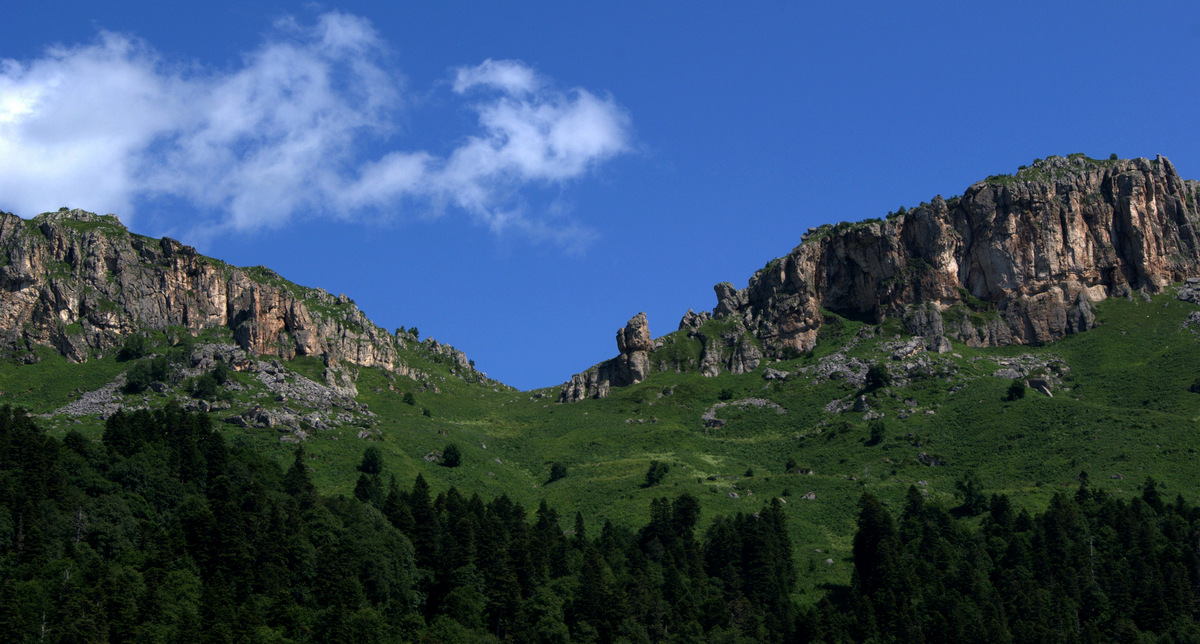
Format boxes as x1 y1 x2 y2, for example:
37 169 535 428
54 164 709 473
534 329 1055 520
559 155 1200 397
559 313 654 402
715 155 1200 356
694 322 762 377
0 209 481 378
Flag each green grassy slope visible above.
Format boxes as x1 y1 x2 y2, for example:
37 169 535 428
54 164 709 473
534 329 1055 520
8 288 1200 601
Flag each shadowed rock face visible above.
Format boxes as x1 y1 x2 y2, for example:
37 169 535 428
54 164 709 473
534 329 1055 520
559 155 1200 401
721 155 1200 354
0 209 398 368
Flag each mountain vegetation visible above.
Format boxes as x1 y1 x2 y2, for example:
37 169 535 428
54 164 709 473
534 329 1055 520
3 154 1200 641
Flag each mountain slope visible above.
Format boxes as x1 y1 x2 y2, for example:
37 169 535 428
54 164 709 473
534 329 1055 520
562 154 1200 400
4 154 1200 606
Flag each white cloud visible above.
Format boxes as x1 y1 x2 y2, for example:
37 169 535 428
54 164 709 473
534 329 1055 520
0 13 631 248
429 60 631 233
453 58 542 95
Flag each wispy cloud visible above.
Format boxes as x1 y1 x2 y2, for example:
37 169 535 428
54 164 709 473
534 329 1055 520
0 12 631 248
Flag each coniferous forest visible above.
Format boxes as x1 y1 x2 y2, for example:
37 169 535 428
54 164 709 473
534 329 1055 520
3 404 1200 642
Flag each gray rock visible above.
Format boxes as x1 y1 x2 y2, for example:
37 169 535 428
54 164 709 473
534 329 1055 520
927 335 952 354
917 452 945 466
891 338 924 360
697 156 1199 359
904 302 945 337
559 313 653 402
1028 378 1054 397
825 397 852 413
678 308 711 330
702 398 786 428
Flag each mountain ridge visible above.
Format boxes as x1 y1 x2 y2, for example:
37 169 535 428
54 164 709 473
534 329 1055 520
0 208 489 388
560 153 1200 400
3 153 1198 400
5 155 1200 636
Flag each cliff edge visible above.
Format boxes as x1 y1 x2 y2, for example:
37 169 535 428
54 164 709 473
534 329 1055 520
560 154 1200 400
0 209 478 378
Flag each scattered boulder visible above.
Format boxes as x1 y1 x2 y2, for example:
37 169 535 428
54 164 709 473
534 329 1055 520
1182 310 1200 332
917 452 945 467
797 353 869 387
1027 378 1054 397
1177 278 1200 304
702 398 787 428
825 397 853 414
927 335 953 354
891 338 925 360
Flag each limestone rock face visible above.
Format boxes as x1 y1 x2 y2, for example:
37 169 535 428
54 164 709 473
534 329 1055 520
557 155 1200 396
695 323 762 377
0 209 438 372
616 312 653 354
678 308 711 330
614 312 652 385
717 155 1200 355
558 313 654 402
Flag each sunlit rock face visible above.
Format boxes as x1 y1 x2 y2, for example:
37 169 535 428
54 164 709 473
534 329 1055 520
721 155 1200 354
557 155 1200 401
0 209 398 369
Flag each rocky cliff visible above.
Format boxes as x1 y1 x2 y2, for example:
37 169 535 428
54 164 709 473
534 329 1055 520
559 154 1200 401
0 209 476 378
727 154 1200 354
559 313 654 402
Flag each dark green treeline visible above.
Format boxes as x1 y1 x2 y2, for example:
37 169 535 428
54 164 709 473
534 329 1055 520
5 403 1200 642
0 406 795 642
808 482 1200 643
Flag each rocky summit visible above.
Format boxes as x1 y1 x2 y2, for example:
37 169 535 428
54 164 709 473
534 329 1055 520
560 154 1200 400
3 154 1199 405
0 208 478 379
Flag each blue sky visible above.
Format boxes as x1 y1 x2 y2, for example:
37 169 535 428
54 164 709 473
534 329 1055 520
2 2 1199 390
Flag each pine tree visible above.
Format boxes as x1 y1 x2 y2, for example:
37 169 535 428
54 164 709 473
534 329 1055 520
407 474 438 569
283 446 317 510
358 446 384 475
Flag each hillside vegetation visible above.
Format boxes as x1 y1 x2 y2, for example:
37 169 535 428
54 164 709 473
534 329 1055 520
8 285 1200 603
5 154 1200 640
4 289 1200 640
